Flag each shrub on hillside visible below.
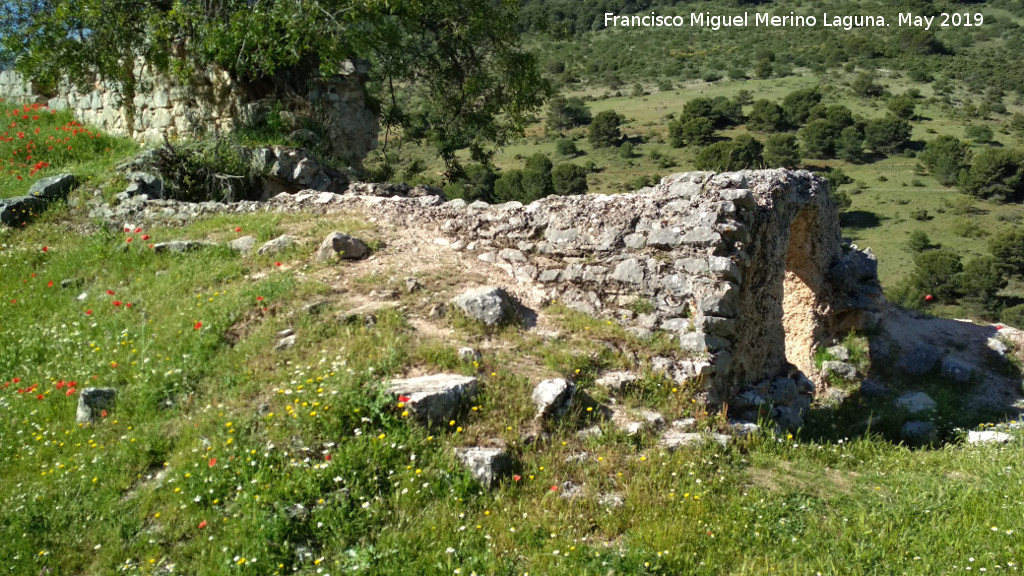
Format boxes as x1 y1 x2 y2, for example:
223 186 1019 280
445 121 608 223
921 136 969 186
587 110 624 148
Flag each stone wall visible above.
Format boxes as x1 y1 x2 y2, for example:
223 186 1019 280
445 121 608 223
87 169 885 429
0 62 378 164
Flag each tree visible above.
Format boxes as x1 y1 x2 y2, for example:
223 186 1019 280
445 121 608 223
747 100 786 132
959 149 1024 201
1003 304 1024 328
907 230 932 252
887 96 917 119
694 135 763 171
588 110 624 148
920 136 969 186
989 229 1024 277
547 96 592 131
668 117 714 147
958 256 1007 315
837 126 865 162
965 125 995 144
800 119 838 159
0 0 550 179
851 72 884 98
907 249 964 303
493 170 526 203
554 138 578 157
551 163 589 195
808 104 855 132
763 133 800 167
864 115 912 154
781 88 822 126
442 163 497 203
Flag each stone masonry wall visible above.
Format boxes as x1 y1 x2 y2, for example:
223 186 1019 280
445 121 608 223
0 62 378 163
91 168 885 429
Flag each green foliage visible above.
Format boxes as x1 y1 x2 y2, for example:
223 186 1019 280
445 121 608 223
989 229 1024 278
587 110 625 148
619 141 635 159
959 256 1007 315
554 138 578 157
965 124 995 144
837 126 865 163
694 135 763 171
864 115 912 154
551 163 589 196
1003 304 1024 328
904 249 964 303
668 117 715 148
763 133 801 168
1 0 550 178
921 136 969 186
442 163 498 203
851 72 885 98
747 100 786 132
958 149 1024 201
781 88 822 125
800 119 838 159
887 96 917 119
546 96 592 131
906 230 933 253
493 169 526 203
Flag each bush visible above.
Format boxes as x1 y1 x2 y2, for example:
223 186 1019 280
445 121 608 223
547 96 592 131
554 138 578 157
694 135 763 171
837 126 865 162
800 119 838 159
906 249 964 303
1002 304 1024 328
887 96 917 119
864 115 912 154
958 148 1024 201
911 209 930 221
782 88 822 125
959 256 1007 315
907 230 932 252
442 163 497 203
965 124 995 144
763 133 801 167
551 163 589 196
921 136 969 186
587 110 624 148
619 141 635 159
668 117 714 148
989 229 1024 277
747 100 786 132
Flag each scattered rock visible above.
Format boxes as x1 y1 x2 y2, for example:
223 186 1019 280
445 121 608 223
532 378 575 419
454 446 515 488
826 345 851 361
386 374 479 426
894 391 937 414
315 231 369 261
152 240 216 254
859 379 888 398
458 347 481 362
576 425 602 439
123 171 164 199
450 286 511 326
896 344 942 375
967 430 1012 444
427 304 446 319
302 300 329 315
729 420 760 437
595 371 640 395
822 360 857 380
1 174 77 226
277 328 295 338
659 430 730 450
229 235 257 255
597 493 625 508
941 357 974 383
558 481 585 500
611 407 665 436
76 388 117 424
369 288 399 300
405 277 422 293
285 503 309 522
987 337 1009 358
275 334 297 351
901 420 937 444
257 234 295 256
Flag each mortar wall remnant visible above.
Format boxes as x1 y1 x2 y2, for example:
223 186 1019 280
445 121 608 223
320 170 884 428
0 61 378 164
91 168 884 429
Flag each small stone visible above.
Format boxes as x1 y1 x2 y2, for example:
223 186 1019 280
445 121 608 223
595 371 640 394
454 446 515 488
901 421 937 444
277 328 294 338
405 277 422 293
559 481 584 500
369 288 399 301
458 347 481 362
646 228 681 249
76 388 117 424
315 231 369 261
597 493 625 508
941 357 974 383
257 234 295 256
229 235 257 255
894 391 937 414
275 334 297 351
450 286 511 326
532 378 574 419
826 345 851 361
386 374 479 426
822 360 858 380
860 379 888 398
153 240 215 254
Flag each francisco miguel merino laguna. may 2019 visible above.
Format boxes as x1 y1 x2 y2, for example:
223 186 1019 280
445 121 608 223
603 11 984 31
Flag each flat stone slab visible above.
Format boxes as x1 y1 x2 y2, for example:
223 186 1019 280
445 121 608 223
967 430 1013 444
455 446 515 488
387 374 478 426
659 430 730 450
894 391 937 414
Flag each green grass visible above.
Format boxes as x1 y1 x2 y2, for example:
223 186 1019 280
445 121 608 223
3 207 1024 575
0 100 138 198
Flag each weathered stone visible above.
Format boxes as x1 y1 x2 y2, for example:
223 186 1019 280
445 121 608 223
458 347 481 362
647 228 681 249
386 374 479 426
315 231 369 261
660 430 730 450
76 388 117 424
532 378 574 419
595 371 640 394
450 286 511 326
941 357 974 383
826 345 850 361
454 446 515 488
611 259 645 284
257 234 295 256
860 379 888 398
894 392 937 414
275 334 297 351
153 240 216 254
901 421 937 444
229 235 257 254
405 277 422 293
896 345 942 375
822 361 858 380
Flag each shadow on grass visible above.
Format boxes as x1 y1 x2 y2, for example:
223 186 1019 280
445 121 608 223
840 210 885 229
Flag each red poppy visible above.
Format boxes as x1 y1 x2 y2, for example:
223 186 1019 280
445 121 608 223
194 321 202 330
85 310 92 315
198 520 208 529
113 301 122 307
924 294 934 302
126 237 133 243
208 458 217 467
550 485 558 491
256 296 263 301
275 262 282 267
107 290 114 295
12 378 19 384
126 303 133 308
65 389 75 396
513 474 522 482
142 235 150 240
41 246 47 252
36 394 44 400
134 228 142 233
398 395 411 402
325 454 331 461
234 227 242 232
47 280 53 287
100 410 108 418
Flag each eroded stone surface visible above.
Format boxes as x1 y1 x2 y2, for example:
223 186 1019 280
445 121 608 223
451 286 511 326
454 446 515 488
386 374 479 426
76 388 117 424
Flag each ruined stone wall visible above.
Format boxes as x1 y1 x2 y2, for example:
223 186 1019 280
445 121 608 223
0 62 378 163
90 168 884 428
